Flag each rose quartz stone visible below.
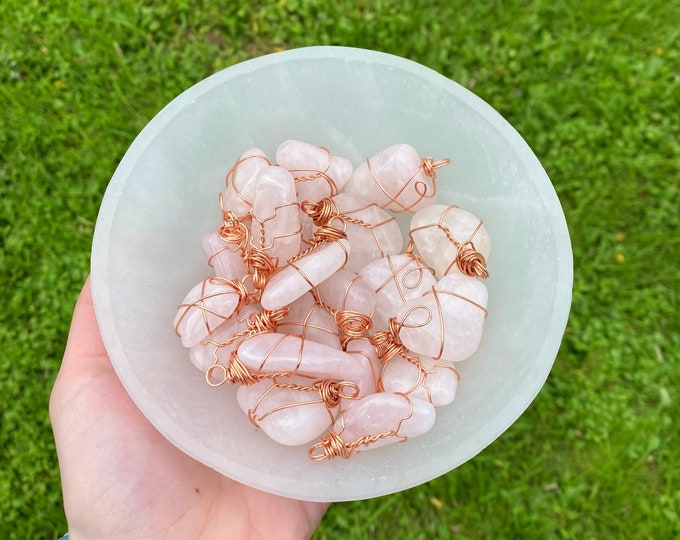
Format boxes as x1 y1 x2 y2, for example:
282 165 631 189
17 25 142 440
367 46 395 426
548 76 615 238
260 238 350 311
331 193 403 272
276 139 353 201
189 305 258 372
344 338 382 404
237 376 336 446
410 204 491 278
397 273 488 362
344 144 436 213
314 268 375 317
250 166 301 268
380 354 459 407
236 333 367 383
359 254 436 333
202 231 248 280
221 148 271 218
277 292 342 350
331 393 436 453
173 277 242 348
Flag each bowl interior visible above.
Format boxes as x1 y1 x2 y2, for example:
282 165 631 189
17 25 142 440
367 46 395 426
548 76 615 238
92 46 572 502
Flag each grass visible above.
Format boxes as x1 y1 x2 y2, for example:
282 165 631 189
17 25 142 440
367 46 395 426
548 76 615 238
1 0 678 538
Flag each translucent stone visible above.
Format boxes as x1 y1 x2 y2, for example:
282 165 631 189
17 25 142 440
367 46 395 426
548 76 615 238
260 238 350 311
397 274 488 362
277 292 342 350
250 166 301 268
359 254 436 333
276 139 353 201
332 193 403 272
236 332 367 383
410 204 491 278
221 148 271 218
314 268 375 317
344 144 435 213
202 231 248 280
344 338 382 404
380 354 459 407
332 393 435 453
237 376 336 446
189 305 258 373
173 277 241 348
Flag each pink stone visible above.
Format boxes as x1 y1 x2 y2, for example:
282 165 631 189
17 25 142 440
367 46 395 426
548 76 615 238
276 292 342 350
173 277 242 348
397 273 488 362
380 354 459 407
410 204 491 278
276 139 353 201
202 231 248 280
359 254 436 333
260 239 350 311
331 193 403 272
344 144 437 213
314 268 375 318
236 333 367 383
189 305 258 373
329 393 436 454
344 338 382 405
237 376 336 446
221 148 271 218
250 166 301 268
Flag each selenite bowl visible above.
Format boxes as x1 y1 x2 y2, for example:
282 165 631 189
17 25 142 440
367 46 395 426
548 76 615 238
91 46 573 502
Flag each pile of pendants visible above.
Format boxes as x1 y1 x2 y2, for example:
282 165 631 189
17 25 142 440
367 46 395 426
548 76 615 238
173 140 491 460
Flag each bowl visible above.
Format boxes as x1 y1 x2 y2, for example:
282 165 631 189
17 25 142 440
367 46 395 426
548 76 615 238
91 46 572 502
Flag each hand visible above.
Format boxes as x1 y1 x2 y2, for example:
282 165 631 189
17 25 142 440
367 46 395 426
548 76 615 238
50 278 328 539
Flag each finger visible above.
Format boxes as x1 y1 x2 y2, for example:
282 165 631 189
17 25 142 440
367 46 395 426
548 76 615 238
60 275 113 377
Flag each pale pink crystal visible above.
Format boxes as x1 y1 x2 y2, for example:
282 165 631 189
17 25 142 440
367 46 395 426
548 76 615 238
344 144 436 213
189 305 258 372
344 338 382 404
237 376 336 446
236 333 367 383
221 148 271 218
314 268 375 318
260 239 350 311
202 231 248 280
380 354 459 407
250 166 301 268
277 292 342 350
331 193 403 272
173 277 241 348
410 204 491 278
397 273 488 362
330 393 435 453
276 139 353 201
359 254 436 333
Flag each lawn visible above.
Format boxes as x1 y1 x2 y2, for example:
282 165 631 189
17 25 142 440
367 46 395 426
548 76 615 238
1 0 678 538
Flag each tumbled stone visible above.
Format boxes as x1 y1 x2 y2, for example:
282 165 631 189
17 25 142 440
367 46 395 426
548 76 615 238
343 144 437 213
237 376 336 446
410 204 490 278
250 166 301 268
396 273 488 362
359 254 436 333
221 148 271 218
260 238 350 311
332 193 403 273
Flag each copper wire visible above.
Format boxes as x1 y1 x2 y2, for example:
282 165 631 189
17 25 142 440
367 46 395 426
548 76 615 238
409 205 489 278
308 394 414 461
335 310 373 348
224 153 272 208
300 198 339 227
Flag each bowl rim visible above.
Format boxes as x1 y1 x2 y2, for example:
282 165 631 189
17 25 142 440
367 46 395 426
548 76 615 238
91 45 573 501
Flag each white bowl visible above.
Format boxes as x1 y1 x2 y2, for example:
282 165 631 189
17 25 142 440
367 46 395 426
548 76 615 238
91 46 572 502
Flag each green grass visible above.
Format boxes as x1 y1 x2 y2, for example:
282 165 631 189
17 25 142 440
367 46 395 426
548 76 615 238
1 0 678 538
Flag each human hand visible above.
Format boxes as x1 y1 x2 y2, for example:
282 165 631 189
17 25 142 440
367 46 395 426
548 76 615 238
50 277 328 539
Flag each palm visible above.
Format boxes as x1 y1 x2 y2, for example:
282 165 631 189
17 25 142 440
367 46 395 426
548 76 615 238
50 279 327 539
